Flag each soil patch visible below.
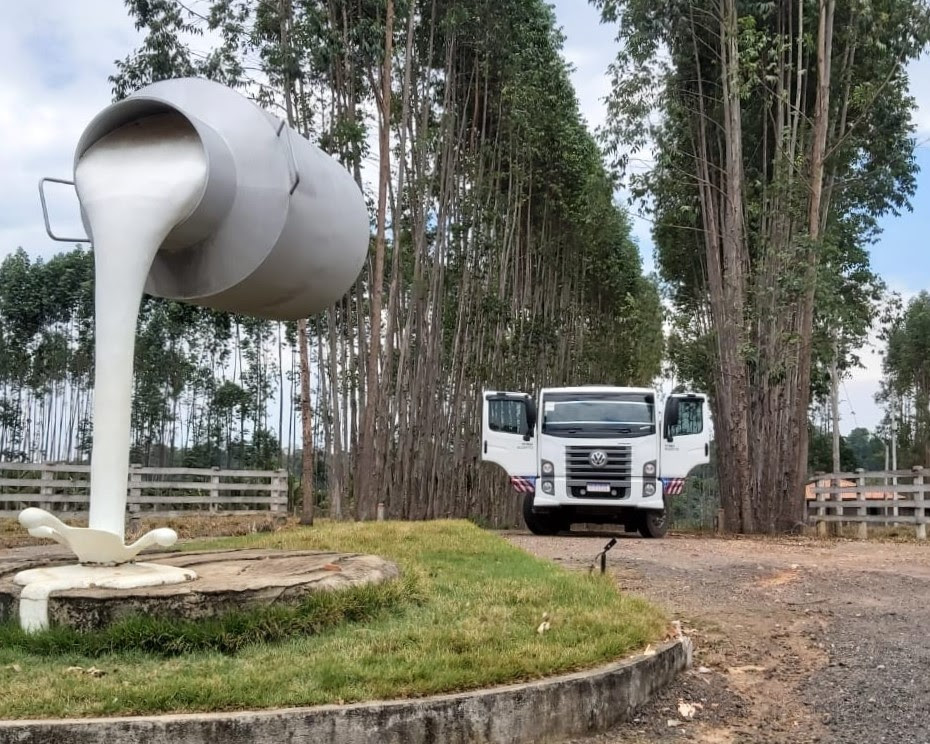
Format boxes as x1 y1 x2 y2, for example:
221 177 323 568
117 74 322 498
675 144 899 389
509 532 930 743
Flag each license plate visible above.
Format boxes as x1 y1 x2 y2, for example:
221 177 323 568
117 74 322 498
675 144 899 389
586 482 611 493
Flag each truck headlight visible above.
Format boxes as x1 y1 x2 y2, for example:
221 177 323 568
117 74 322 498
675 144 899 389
542 460 554 475
542 481 554 494
644 462 656 476
643 482 656 496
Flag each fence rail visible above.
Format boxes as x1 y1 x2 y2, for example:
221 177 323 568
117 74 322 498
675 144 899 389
806 466 927 540
0 462 288 521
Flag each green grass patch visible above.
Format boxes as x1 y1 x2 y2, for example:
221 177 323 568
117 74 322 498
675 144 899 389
0 576 419 657
0 520 666 719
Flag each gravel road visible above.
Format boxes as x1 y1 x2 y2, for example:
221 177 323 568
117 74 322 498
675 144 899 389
506 531 930 744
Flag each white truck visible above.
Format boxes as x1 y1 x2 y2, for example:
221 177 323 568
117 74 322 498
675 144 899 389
481 386 711 537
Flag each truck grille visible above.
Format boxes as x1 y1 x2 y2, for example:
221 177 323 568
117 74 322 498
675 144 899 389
565 445 632 498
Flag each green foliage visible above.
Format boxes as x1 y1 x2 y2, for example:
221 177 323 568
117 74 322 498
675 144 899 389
595 0 925 396
883 291 930 465
844 427 887 471
808 424 858 473
428 0 662 392
0 247 284 468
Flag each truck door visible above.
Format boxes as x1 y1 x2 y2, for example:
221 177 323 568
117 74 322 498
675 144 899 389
660 394 710 488
481 391 537 490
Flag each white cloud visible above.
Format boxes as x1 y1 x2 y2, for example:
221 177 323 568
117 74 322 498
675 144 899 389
907 55 930 138
0 1 141 258
556 15 658 274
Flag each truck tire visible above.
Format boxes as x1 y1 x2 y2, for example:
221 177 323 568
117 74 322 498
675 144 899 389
638 509 668 539
522 493 562 536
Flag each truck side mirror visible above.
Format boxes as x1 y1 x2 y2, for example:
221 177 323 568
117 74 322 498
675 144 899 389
524 396 537 440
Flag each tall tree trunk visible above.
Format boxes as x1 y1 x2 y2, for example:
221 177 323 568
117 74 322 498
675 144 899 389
277 0 315 525
355 0 395 520
830 345 841 474
298 317 314 525
790 0 836 526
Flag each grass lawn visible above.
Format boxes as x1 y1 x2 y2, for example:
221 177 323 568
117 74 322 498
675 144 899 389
0 520 666 719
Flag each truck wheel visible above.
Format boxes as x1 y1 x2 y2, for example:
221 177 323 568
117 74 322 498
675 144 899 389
522 493 562 536
638 509 668 539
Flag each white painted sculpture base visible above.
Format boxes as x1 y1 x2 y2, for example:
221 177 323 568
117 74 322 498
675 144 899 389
13 562 197 632
18 507 179 564
14 508 196 631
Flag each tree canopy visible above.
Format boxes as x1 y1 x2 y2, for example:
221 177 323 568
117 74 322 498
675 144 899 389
593 0 930 531
882 291 930 467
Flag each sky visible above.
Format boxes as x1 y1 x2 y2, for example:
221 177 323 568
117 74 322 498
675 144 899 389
1 1 928 434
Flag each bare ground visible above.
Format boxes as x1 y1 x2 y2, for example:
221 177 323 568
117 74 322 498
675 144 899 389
506 531 930 744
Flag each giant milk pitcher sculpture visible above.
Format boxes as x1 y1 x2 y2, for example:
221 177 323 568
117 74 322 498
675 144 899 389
15 78 369 630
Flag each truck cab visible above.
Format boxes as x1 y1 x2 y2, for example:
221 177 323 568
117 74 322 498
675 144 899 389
481 386 710 537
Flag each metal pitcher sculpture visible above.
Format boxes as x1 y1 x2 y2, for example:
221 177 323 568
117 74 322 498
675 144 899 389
17 78 368 628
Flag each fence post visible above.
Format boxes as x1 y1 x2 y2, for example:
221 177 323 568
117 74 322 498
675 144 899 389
40 466 54 513
828 471 843 536
210 466 220 514
716 508 725 535
812 472 826 537
914 466 925 541
271 469 287 515
856 468 867 540
127 463 142 533
891 464 899 521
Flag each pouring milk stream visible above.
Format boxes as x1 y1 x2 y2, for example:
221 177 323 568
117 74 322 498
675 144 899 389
75 113 208 539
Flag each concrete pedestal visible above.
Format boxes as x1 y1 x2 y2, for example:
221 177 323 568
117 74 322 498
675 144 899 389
1 549 399 632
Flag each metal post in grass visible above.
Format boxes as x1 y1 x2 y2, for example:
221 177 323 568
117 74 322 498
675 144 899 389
589 538 617 575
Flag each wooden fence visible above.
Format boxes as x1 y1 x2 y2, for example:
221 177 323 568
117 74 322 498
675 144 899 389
806 467 928 540
0 462 288 521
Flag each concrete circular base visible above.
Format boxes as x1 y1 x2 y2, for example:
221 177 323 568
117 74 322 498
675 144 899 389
0 638 692 744
14 562 197 632
0 549 399 631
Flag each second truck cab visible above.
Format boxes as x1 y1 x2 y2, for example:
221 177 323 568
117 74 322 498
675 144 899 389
481 386 711 537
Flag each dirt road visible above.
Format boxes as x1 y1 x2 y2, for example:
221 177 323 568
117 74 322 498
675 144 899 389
507 532 930 744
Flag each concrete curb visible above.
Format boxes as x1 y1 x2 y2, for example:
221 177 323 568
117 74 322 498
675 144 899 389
0 637 691 744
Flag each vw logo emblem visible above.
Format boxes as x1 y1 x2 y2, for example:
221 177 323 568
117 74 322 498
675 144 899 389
589 450 608 468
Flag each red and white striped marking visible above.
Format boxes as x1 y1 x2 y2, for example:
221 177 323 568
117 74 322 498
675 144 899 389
510 476 537 494
662 478 686 496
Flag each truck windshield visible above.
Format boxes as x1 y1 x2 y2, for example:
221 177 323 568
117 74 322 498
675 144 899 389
541 392 656 438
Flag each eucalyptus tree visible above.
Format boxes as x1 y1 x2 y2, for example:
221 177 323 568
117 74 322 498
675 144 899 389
883 292 930 468
595 0 930 532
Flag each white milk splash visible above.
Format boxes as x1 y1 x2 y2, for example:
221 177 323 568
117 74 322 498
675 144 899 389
75 113 207 539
